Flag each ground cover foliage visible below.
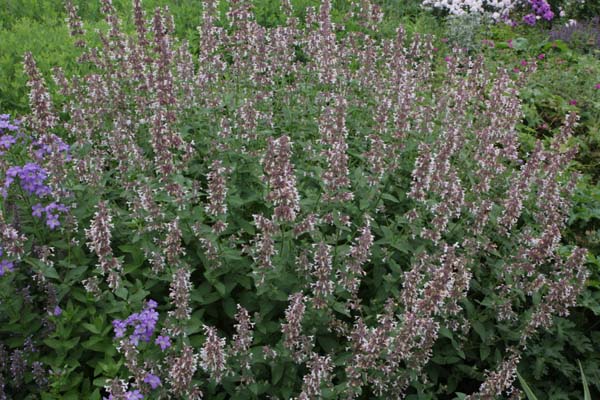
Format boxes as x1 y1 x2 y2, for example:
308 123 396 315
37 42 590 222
0 0 599 399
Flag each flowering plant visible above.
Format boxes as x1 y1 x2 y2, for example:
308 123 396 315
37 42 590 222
0 0 591 399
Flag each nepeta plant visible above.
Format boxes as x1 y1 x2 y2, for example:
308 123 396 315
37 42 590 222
0 0 590 399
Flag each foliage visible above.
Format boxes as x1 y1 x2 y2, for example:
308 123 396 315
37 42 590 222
517 360 592 400
444 12 493 51
549 17 600 55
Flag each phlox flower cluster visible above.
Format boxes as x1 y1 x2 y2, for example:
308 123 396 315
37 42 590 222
523 0 554 25
0 114 20 155
422 0 556 24
421 0 518 20
112 300 160 346
4 163 51 197
1 114 69 230
3 163 68 229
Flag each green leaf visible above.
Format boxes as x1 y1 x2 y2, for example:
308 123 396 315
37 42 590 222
578 360 591 400
271 363 285 385
517 371 538 400
24 257 60 279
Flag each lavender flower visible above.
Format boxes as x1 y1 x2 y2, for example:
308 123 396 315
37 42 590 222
85 201 123 290
10 350 25 388
168 267 192 324
168 345 198 397
262 135 301 222
310 242 333 309
200 325 227 383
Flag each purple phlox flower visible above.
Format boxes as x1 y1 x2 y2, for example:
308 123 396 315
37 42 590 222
523 14 537 26
112 301 160 345
46 213 60 230
4 166 20 191
124 390 143 400
529 0 554 21
0 135 16 149
155 335 171 351
32 203 44 218
143 373 161 389
0 114 9 120
146 299 158 309
113 319 127 338
0 260 15 276
8 163 51 197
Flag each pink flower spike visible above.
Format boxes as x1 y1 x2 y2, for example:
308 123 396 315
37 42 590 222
595 83 600 89
569 100 578 106
537 53 545 60
520 60 527 67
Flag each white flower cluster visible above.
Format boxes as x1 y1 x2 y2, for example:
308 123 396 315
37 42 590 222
422 0 522 20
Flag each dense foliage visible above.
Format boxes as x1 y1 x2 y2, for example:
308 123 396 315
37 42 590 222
0 1 599 399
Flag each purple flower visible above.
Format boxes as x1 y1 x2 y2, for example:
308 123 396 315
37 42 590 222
595 83 600 89
113 320 127 338
124 390 143 400
0 135 16 149
569 99 578 106
53 306 62 316
32 203 44 218
5 163 51 198
143 373 161 389
46 214 60 230
112 301 160 346
523 14 537 26
155 335 171 351
146 299 158 309
528 0 554 22
0 260 14 276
